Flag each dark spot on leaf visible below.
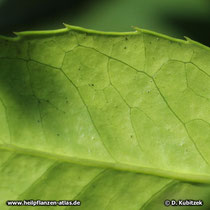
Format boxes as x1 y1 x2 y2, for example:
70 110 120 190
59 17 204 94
130 135 133 138
57 133 60 136
37 120 40 123
125 37 128 41
124 46 127 49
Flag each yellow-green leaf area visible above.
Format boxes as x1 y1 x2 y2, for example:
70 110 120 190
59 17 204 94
0 25 210 209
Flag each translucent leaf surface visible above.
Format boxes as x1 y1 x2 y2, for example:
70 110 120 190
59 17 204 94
0 25 210 209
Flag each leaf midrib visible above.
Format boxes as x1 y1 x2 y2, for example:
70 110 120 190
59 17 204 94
1 143 210 184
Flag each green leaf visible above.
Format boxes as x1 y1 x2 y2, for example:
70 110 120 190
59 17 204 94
0 25 210 209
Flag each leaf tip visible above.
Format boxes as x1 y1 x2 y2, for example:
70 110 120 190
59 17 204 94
184 36 210 50
184 36 193 43
63 23 71 29
131 26 142 33
12 31 22 39
13 32 20 36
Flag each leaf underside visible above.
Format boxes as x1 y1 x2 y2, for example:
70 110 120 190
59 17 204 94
0 25 210 209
